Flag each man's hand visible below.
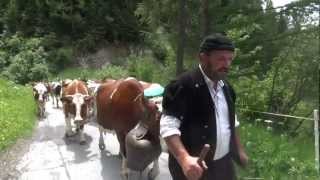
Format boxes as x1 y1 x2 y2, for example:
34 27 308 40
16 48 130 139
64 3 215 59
238 150 249 167
180 155 207 180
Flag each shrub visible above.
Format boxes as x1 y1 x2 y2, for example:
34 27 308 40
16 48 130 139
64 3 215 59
238 120 319 179
5 47 49 84
0 34 50 84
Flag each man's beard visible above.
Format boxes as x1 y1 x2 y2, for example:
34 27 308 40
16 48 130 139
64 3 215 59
208 71 227 81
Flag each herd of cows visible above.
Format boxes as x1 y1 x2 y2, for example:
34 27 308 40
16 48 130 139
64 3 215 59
31 78 164 180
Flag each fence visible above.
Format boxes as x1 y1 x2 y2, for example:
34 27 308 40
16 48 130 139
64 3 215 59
239 108 319 173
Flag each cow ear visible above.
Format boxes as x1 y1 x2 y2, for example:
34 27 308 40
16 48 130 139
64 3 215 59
32 88 38 97
61 96 72 103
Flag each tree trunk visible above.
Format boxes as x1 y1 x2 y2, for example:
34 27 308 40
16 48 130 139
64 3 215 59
176 0 187 76
200 0 210 38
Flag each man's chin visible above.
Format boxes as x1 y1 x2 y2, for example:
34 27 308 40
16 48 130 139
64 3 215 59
217 73 227 80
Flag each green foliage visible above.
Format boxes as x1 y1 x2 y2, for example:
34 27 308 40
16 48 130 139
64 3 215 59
98 65 129 80
230 30 318 132
47 47 73 73
0 78 36 151
58 54 176 86
238 121 319 179
126 54 176 85
127 55 156 82
0 0 146 49
0 34 50 84
57 65 129 81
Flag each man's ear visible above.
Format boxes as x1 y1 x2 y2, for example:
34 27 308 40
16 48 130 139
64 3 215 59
199 52 210 59
61 96 73 103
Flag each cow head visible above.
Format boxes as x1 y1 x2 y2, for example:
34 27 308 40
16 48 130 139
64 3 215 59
138 97 161 140
33 83 48 103
61 93 93 122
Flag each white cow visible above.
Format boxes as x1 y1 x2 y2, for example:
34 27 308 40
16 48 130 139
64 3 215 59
32 82 48 118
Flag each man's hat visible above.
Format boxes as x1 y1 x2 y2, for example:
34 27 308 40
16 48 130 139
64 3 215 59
199 33 235 53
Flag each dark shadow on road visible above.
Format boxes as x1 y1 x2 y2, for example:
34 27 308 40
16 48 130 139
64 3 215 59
100 150 122 180
63 133 94 164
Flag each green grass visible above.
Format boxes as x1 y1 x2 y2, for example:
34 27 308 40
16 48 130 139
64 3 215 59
0 78 37 151
238 120 319 179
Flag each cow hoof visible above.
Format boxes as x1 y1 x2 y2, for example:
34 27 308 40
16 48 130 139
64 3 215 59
99 144 105 150
148 168 159 180
80 140 86 145
65 131 76 137
120 171 129 180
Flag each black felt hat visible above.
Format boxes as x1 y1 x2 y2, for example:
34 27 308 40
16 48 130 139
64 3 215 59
199 33 235 53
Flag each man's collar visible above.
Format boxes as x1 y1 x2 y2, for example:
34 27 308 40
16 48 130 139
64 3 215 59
198 64 224 90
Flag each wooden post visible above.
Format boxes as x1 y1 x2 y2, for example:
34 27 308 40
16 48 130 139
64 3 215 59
314 109 319 172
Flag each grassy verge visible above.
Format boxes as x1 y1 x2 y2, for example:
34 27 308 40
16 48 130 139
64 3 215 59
238 120 319 179
0 79 37 151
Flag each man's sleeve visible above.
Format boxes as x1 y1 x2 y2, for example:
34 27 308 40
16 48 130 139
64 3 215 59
160 114 181 138
162 80 188 118
160 80 189 138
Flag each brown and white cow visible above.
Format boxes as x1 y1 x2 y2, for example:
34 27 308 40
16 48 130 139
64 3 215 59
32 82 48 119
61 80 93 144
96 77 161 180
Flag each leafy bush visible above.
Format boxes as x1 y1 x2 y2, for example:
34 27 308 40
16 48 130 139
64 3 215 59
0 51 9 71
0 34 50 84
0 78 36 151
127 55 156 82
57 65 129 81
238 120 319 179
97 65 129 80
47 47 73 73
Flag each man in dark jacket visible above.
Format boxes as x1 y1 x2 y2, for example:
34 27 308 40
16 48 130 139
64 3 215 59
160 33 248 180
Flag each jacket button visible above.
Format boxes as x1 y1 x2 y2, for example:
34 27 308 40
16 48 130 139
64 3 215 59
201 135 206 139
180 115 184 120
204 125 208 128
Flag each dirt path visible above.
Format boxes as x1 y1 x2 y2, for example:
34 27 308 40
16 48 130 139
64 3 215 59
0 99 171 180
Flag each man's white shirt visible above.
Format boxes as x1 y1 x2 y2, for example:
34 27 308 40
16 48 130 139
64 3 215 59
160 65 239 160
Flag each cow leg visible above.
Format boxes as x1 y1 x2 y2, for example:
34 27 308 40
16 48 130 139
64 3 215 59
37 104 41 117
51 94 55 105
42 105 46 118
128 170 143 180
121 154 129 180
56 95 59 108
79 125 86 145
39 104 45 119
64 115 75 137
148 159 160 180
98 126 105 150
117 133 129 180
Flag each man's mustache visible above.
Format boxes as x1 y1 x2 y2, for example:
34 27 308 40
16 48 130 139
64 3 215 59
218 68 229 73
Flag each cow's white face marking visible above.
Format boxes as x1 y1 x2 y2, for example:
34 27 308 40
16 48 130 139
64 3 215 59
71 93 86 121
34 83 47 102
